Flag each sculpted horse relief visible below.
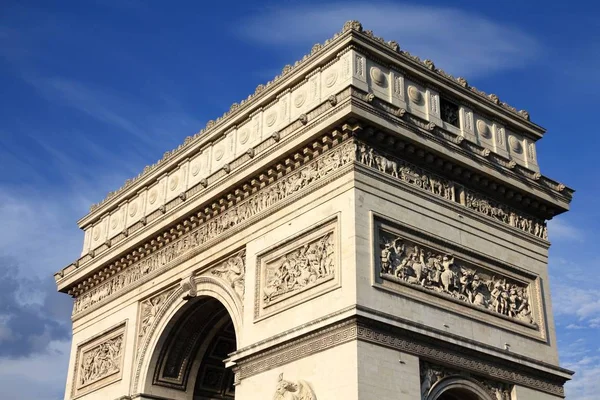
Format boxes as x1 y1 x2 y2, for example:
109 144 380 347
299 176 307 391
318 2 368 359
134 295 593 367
273 373 317 400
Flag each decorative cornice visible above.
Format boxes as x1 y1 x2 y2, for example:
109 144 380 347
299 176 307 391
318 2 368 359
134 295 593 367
356 139 549 237
67 132 357 311
56 89 353 285
86 20 541 217
58 103 571 296
342 21 532 121
349 91 572 215
232 316 568 397
87 24 350 214
61 116 568 300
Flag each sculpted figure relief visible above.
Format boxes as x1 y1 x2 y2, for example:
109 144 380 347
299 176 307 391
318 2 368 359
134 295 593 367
137 289 174 352
211 249 246 299
73 142 354 315
464 192 547 240
356 142 546 239
379 232 535 325
357 144 455 201
263 232 335 305
79 334 123 387
273 373 316 400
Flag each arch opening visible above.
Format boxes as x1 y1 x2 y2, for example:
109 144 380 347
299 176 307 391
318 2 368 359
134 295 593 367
427 376 494 400
436 387 482 400
144 295 237 400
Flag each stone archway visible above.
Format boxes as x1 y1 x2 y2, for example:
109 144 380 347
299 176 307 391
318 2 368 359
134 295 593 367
426 377 495 400
133 276 242 400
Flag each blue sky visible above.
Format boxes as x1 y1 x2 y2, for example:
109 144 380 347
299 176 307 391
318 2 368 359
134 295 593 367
0 1 598 399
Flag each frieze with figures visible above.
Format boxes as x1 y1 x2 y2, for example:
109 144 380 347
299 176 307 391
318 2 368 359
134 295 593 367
263 232 335 306
72 138 546 315
355 143 547 239
463 190 547 239
73 141 355 315
378 230 536 326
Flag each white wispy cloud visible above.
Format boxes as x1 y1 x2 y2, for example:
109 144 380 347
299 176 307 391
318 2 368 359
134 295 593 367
25 76 199 151
553 282 600 322
236 2 541 78
0 187 84 279
560 339 600 400
548 218 585 242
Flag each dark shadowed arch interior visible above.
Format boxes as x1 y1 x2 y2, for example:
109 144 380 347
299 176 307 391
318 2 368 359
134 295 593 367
436 387 482 400
150 296 236 399
193 318 236 399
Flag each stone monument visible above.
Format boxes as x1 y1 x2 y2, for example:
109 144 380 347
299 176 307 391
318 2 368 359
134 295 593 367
55 21 574 400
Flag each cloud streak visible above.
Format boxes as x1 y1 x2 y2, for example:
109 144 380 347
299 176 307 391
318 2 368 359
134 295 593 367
559 339 600 400
236 2 541 78
548 218 584 242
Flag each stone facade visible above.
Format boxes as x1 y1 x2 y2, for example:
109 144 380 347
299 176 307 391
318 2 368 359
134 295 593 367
55 21 573 400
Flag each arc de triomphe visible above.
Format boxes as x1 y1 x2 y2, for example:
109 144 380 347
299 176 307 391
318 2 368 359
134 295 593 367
55 21 574 400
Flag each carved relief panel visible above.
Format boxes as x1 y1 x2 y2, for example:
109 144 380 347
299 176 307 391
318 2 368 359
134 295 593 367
136 287 176 356
72 322 126 398
390 68 407 109
90 215 109 251
108 204 126 239
366 59 390 102
211 249 246 300
475 115 495 153
320 60 340 101
145 178 166 216
166 163 188 203
212 130 236 172
405 79 427 120
126 191 146 229
373 218 544 340
459 106 476 143
524 139 539 171
426 88 442 125
255 219 339 320
188 147 211 187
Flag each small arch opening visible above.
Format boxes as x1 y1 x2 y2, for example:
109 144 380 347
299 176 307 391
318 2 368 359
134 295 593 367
436 387 482 400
